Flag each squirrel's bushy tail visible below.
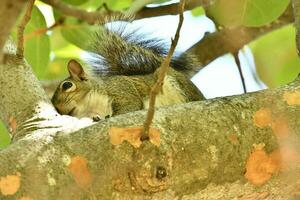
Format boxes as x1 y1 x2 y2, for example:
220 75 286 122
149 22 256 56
87 22 200 77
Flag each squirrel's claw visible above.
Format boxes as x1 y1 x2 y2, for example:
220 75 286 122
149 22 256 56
92 115 101 122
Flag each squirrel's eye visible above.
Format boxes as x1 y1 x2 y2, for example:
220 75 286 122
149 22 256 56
61 81 76 92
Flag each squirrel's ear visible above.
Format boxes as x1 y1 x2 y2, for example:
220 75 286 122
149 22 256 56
67 59 87 81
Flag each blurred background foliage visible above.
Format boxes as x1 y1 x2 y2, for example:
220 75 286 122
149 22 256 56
1 0 299 149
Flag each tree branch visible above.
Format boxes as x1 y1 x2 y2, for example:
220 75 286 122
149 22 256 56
135 0 216 19
41 0 214 24
188 5 294 67
40 0 122 24
292 0 300 55
16 0 35 58
0 0 27 62
233 52 247 93
0 71 299 198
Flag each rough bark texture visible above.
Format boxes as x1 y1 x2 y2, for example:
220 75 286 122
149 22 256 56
0 55 50 131
0 0 26 61
0 61 299 199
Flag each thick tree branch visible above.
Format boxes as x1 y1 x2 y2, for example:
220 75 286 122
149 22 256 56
0 0 27 62
41 0 214 24
0 38 299 199
0 73 299 198
40 0 122 24
292 0 300 55
135 0 216 19
188 5 294 67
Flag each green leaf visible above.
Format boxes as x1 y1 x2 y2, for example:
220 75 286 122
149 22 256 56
250 25 300 87
104 0 132 11
207 0 289 27
60 17 99 50
152 0 171 4
80 0 104 10
51 29 69 51
54 45 83 58
44 57 70 80
0 122 10 149
24 6 50 79
191 7 205 17
61 0 88 6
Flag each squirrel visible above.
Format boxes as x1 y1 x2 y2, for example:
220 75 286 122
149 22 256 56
51 23 205 121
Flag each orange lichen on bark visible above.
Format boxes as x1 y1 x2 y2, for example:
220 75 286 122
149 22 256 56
271 117 289 139
228 133 238 144
252 108 273 128
283 91 300 105
68 156 92 188
253 108 290 139
244 145 280 186
109 126 160 148
0 173 21 196
149 128 160 147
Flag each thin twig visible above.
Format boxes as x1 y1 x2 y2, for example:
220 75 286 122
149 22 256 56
16 0 35 58
41 0 121 24
135 0 215 19
142 0 186 140
233 52 247 93
41 0 206 23
24 19 63 41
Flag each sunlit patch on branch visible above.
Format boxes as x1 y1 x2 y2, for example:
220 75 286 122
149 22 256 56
283 91 300 105
271 147 300 171
0 172 21 196
68 156 92 188
271 117 289 139
109 126 160 148
228 133 239 144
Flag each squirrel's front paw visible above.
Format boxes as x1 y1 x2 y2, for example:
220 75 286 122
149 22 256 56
92 115 101 122
92 115 111 122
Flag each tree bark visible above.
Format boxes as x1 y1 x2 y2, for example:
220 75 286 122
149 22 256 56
0 54 299 199
0 0 26 62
